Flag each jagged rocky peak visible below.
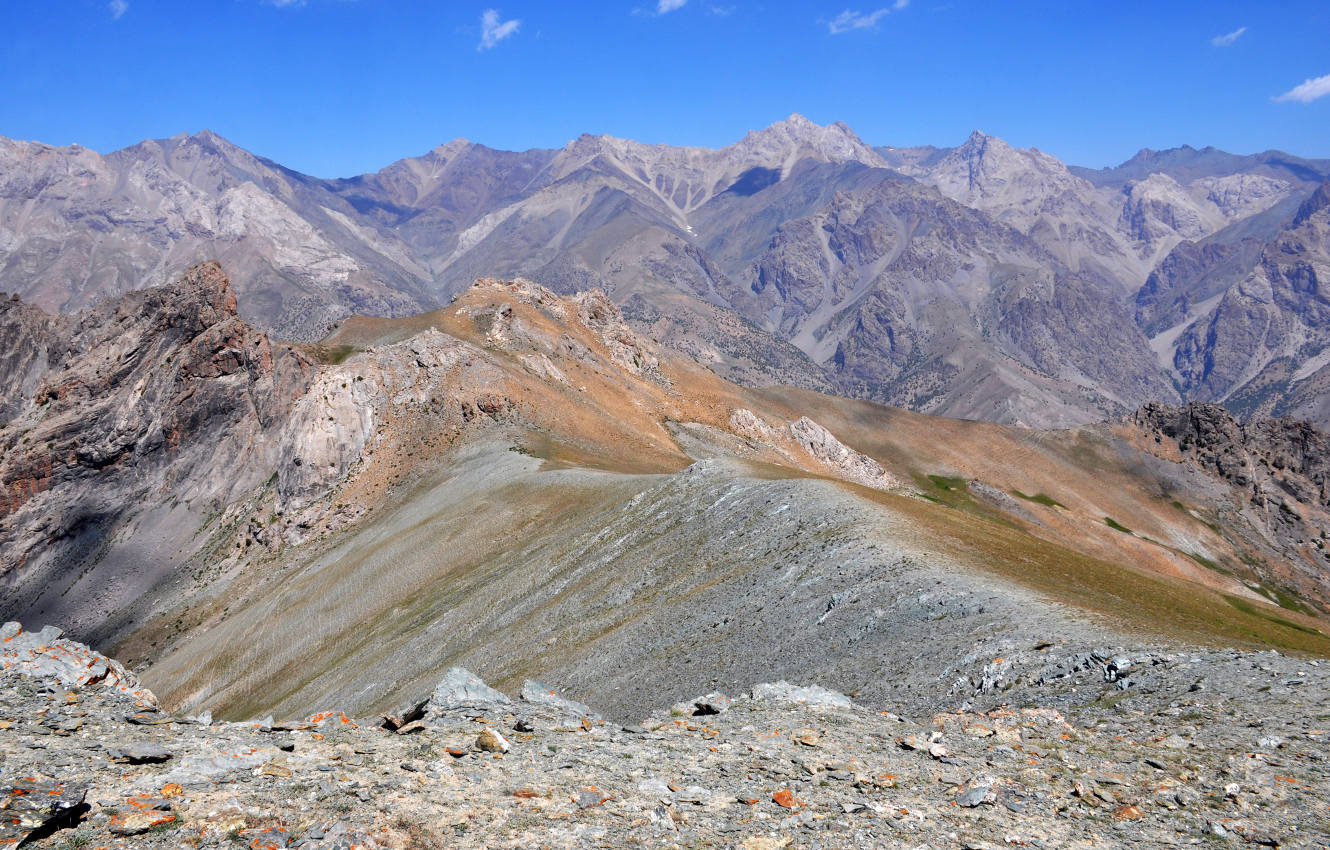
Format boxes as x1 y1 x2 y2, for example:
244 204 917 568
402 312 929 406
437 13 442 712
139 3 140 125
0 260 316 608
911 128 1089 212
954 129 1075 180
1293 177 1330 228
142 258 239 324
734 112 884 166
551 114 885 202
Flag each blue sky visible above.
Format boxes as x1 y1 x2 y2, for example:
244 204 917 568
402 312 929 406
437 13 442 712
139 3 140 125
2 1 1327 177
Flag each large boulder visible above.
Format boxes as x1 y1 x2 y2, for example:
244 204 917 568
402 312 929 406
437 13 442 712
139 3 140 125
424 667 510 716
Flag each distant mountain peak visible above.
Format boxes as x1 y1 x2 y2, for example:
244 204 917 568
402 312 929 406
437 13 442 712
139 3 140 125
427 138 473 157
954 130 1023 162
554 116 884 177
778 112 817 128
188 128 238 149
738 115 884 167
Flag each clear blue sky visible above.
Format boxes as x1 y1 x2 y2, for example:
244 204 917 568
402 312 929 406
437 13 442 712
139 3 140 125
2 1 1327 178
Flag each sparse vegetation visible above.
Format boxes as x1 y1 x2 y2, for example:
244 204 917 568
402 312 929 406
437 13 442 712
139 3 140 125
926 474 967 492
302 343 359 365
1225 594 1322 636
867 488 1330 655
1013 490 1065 508
1256 583 1315 615
911 473 972 510
1184 551 1229 575
1104 516 1133 534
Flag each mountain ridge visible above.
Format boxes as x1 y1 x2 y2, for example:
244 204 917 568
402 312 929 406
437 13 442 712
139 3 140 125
2 118 1329 428
4 265 1329 728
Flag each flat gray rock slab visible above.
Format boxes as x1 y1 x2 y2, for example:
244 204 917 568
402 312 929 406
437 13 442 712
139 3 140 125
426 667 510 712
520 679 601 719
750 680 852 708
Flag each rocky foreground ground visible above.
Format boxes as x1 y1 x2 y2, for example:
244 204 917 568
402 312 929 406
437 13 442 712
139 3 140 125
2 622 1328 849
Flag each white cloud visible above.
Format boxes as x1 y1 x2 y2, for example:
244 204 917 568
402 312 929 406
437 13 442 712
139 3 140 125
658 0 686 12
108 0 128 19
1275 73 1330 104
479 9 520 50
1210 26 1246 48
828 8 889 34
893 0 908 8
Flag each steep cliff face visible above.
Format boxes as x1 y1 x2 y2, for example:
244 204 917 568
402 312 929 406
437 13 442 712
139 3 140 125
1167 179 1330 417
1130 402 1330 608
0 262 316 632
705 162 1176 425
0 294 68 423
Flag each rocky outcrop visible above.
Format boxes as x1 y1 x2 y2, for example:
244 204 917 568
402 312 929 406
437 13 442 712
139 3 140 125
0 262 316 634
789 416 899 490
0 621 155 705
574 289 666 383
726 408 903 491
1133 402 1330 510
1131 402 1330 606
4 629 1329 849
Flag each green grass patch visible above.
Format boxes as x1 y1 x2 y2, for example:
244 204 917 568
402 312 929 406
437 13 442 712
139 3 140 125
304 343 360 365
908 473 1020 529
1225 594 1322 636
1013 490 1065 508
912 474 966 508
927 474 967 492
1104 517 1133 534
1257 583 1314 615
1183 551 1229 575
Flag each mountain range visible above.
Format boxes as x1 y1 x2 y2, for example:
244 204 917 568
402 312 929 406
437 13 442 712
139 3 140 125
5 112 1330 850
3 116 1328 428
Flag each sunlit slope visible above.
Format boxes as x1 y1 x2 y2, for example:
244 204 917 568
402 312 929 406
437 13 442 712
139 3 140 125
120 278 1328 721
142 441 1329 724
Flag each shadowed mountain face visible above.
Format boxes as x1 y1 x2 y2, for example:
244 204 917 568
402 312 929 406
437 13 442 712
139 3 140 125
2 117 1329 426
2 267 1329 724
0 263 317 633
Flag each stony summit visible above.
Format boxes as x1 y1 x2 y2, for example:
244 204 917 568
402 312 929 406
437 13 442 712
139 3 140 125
3 622 1328 848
